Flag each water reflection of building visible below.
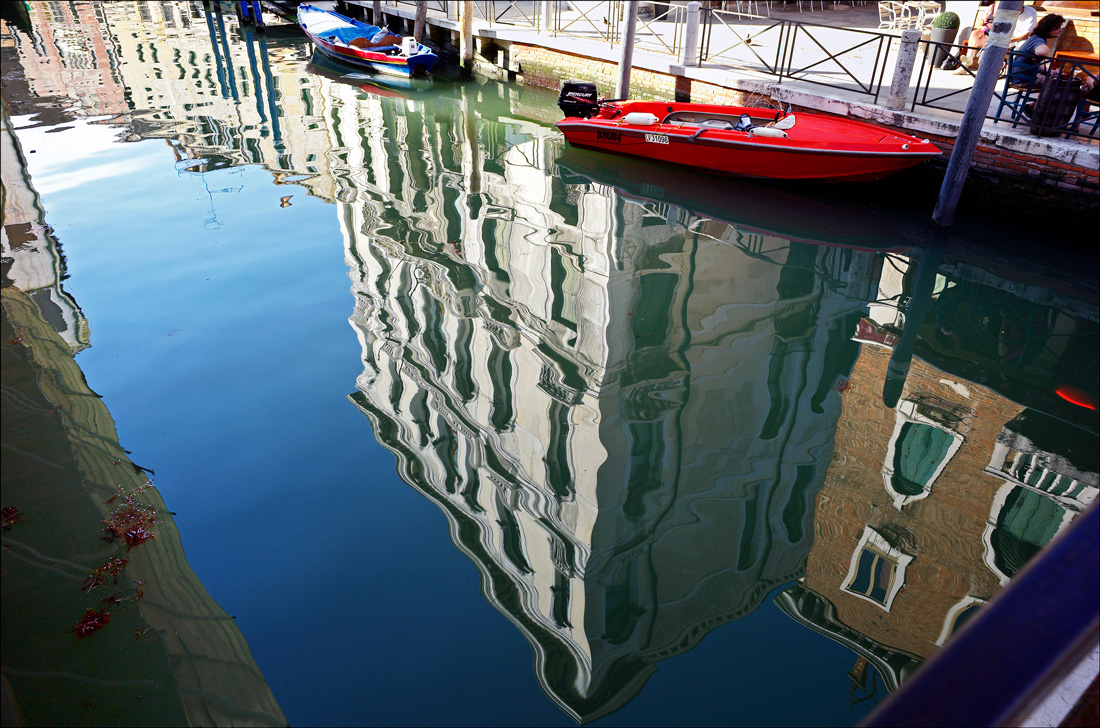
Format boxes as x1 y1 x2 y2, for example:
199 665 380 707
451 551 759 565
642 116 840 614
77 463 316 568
1 100 89 351
320 75 885 720
7 1 129 119
5 0 340 201
1 99 286 726
776 254 1098 708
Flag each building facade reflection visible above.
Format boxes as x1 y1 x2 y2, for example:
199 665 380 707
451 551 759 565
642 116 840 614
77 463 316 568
777 254 1098 708
318 72 886 720
5 3 1097 722
5 0 340 200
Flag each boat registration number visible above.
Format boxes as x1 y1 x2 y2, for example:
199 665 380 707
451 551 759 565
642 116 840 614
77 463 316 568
644 133 669 144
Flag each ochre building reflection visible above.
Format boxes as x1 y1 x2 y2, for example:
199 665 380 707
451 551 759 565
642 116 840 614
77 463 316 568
777 254 1098 706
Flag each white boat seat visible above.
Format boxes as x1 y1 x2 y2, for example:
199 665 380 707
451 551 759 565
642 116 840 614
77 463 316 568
663 110 779 132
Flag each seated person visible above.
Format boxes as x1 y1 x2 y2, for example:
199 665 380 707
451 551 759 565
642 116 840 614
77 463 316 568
957 3 1038 72
1007 14 1065 87
956 1 997 71
1079 72 1099 102
967 4 1038 73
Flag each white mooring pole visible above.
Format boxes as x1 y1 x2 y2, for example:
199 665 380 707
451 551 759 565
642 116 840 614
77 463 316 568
683 1 701 67
460 0 474 77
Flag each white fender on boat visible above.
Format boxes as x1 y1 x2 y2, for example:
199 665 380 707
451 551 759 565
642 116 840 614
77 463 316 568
622 112 660 126
751 127 789 138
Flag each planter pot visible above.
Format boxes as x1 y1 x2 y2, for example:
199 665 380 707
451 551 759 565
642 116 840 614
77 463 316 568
930 27 959 69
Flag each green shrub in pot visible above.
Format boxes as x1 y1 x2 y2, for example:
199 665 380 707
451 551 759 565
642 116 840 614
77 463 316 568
931 11 960 30
930 12 962 69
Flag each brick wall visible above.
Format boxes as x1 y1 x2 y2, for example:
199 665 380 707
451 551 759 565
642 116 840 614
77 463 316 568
1057 15 1099 54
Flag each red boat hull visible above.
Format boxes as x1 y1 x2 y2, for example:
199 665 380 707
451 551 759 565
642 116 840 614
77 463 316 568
556 101 941 182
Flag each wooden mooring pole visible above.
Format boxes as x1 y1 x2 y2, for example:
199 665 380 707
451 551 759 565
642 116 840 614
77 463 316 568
884 3 1023 407
615 1 640 99
414 0 427 42
931 0 1022 228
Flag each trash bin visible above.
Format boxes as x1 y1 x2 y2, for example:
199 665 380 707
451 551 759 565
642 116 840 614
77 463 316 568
1030 76 1081 136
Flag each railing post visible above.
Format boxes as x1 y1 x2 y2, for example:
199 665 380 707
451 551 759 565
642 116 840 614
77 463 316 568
887 29 921 110
682 1 700 66
541 0 554 33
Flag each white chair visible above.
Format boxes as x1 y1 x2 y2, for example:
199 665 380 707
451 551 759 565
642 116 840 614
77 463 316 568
878 1 909 30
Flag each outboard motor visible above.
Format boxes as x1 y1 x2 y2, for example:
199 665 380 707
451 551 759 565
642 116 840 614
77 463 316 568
558 80 598 119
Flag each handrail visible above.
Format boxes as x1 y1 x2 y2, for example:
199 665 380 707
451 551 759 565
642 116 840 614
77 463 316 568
632 3 684 58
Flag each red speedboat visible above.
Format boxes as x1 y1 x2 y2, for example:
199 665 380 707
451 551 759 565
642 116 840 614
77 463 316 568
555 81 940 183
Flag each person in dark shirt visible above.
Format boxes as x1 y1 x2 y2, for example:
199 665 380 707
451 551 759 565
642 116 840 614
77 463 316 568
1007 13 1065 88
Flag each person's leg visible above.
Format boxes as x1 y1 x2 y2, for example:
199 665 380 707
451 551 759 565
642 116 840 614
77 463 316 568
957 31 986 70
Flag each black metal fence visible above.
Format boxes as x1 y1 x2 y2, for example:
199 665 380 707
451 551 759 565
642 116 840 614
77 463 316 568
699 9 895 102
913 41 1100 141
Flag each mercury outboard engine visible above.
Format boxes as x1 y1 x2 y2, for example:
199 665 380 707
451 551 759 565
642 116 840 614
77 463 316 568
558 80 598 119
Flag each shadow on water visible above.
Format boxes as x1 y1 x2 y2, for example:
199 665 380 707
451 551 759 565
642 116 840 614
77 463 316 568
1 2 1097 726
1 104 285 726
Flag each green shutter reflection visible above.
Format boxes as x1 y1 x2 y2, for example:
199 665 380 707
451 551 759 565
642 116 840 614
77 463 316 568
891 423 953 496
992 487 1067 578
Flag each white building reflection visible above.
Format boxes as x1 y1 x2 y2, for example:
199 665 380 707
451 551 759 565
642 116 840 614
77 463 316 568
318 75 881 720
6 0 341 200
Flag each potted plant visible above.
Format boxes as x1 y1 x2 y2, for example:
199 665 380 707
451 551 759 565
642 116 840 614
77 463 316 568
930 11 961 69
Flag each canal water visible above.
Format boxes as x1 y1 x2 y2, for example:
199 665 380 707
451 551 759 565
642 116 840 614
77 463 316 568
2 2 1097 727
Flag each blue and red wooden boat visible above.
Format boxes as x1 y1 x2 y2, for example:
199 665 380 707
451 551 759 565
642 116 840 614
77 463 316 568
297 3 436 77
555 81 941 183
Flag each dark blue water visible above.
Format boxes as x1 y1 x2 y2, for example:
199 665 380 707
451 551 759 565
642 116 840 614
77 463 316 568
2 3 1096 727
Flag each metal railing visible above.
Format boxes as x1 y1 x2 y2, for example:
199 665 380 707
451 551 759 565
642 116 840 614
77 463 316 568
387 1 541 28
391 0 450 15
632 3 686 58
701 9 895 102
550 0 620 44
473 0 540 28
913 43 1100 141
